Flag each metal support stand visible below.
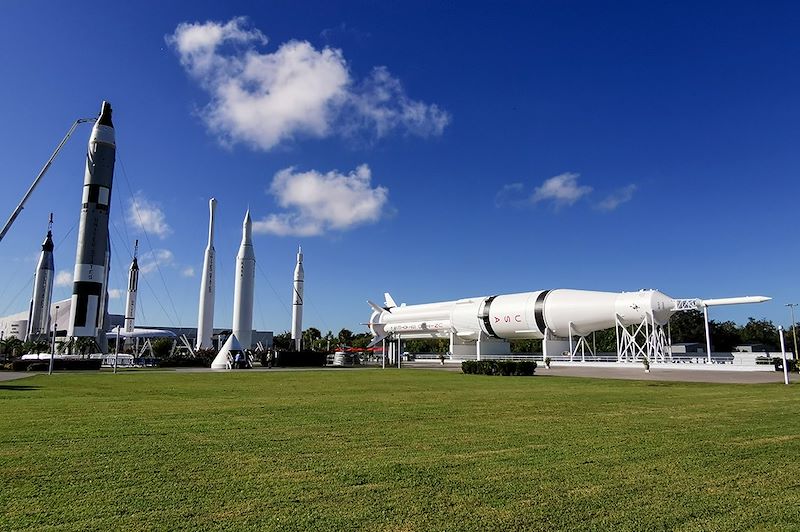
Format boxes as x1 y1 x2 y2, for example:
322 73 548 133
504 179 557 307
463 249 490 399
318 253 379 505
703 304 713 364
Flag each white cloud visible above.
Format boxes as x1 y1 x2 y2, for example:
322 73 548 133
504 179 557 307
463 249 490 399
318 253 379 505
167 17 449 150
253 164 388 236
532 173 592 207
494 183 526 208
138 249 175 275
181 266 196 277
596 184 637 211
127 192 172 239
55 270 72 287
107 288 124 300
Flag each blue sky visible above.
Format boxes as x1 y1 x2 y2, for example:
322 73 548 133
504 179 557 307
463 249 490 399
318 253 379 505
1 1 798 335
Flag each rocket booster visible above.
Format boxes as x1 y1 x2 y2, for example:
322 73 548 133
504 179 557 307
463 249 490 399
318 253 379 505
68 101 115 338
291 246 304 350
124 240 139 334
232 209 255 349
368 289 771 343
26 215 55 340
196 198 217 349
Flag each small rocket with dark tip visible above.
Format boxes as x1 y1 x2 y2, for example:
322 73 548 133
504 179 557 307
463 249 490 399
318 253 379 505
68 101 115 338
291 246 304 351
26 214 55 340
231 209 255 349
124 240 139 334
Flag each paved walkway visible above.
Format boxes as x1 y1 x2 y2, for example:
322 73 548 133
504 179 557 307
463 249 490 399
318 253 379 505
0 372 38 382
402 362 790 384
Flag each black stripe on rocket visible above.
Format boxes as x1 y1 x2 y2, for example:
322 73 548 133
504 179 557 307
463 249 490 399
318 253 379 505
480 295 499 338
72 281 103 327
534 290 551 334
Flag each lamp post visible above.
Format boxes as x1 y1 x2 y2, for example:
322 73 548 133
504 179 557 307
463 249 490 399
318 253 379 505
786 304 798 362
49 305 59 375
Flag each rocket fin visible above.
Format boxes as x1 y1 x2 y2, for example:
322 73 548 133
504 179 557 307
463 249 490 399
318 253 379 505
384 293 397 309
368 300 389 314
367 333 388 348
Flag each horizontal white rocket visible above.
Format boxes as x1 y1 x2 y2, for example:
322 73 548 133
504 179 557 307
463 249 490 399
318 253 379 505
368 289 770 345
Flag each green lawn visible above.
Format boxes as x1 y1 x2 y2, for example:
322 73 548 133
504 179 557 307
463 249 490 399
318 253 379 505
1 369 798 531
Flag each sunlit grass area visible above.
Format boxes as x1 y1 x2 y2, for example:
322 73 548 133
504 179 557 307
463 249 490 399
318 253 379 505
1 370 798 531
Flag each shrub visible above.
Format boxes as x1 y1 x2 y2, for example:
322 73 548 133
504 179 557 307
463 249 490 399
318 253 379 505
772 357 799 372
12 359 101 371
461 360 536 376
159 352 213 368
275 350 327 367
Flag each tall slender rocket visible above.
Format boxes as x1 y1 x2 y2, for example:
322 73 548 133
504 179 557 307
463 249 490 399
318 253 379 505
196 198 217 350
124 240 139 334
26 214 55 340
232 209 255 350
291 246 304 351
68 101 115 339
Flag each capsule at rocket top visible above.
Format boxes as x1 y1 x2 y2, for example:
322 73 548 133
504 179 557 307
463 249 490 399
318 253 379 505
196 198 217 350
368 288 771 345
124 240 139 334
232 209 255 350
68 101 115 338
291 246 304 351
26 215 55 340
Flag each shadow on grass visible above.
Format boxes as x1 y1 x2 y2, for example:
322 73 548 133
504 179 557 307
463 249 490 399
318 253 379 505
0 384 40 392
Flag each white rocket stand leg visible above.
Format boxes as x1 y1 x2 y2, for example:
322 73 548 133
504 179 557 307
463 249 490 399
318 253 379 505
476 333 482 362
779 326 789 385
568 323 574 362
382 339 385 369
397 338 401 369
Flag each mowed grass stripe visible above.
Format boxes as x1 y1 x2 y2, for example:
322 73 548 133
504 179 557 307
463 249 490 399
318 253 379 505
0 370 798 531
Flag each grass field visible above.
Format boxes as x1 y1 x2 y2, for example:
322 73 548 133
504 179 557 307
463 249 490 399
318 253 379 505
1 369 798 531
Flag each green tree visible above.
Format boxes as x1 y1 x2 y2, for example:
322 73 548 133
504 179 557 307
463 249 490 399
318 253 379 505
151 338 174 358
337 328 354 346
740 318 778 350
273 331 291 351
302 328 322 351
667 310 706 344
709 320 742 352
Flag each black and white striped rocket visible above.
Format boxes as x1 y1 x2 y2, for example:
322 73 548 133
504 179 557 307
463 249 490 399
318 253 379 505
124 240 139 334
26 214 55 340
68 101 115 338
231 209 255 349
196 198 216 350
291 246 304 351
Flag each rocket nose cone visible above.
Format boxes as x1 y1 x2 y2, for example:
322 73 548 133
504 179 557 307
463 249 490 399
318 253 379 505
98 101 113 127
42 231 54 252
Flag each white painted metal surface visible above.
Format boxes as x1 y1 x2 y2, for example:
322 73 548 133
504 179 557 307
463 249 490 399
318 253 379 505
291 246 304 351
231 210 255 350
196 198 216 350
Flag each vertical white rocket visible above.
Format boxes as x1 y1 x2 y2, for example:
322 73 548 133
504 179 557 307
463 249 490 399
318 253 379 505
124 240 139 334
196 198 216 350
291 246 304 351
68 101 115 339
232 209 255 349
26 214 55 340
